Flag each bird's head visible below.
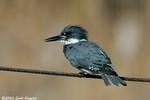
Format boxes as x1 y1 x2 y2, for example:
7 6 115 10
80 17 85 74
45 25 88 45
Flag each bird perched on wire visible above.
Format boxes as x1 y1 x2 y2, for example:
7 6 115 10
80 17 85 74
45 25 127 86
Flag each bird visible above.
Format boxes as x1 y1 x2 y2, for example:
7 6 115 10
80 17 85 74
45 25 127 86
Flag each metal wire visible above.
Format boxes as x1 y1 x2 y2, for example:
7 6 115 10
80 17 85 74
0 66 150 83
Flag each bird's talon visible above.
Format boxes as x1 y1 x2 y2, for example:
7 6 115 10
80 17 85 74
79 72 89 76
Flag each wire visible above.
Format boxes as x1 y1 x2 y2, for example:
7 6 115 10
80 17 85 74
0 66 150 83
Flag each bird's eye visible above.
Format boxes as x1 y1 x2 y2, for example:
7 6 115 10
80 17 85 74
61 32 66 36
61 32 70 36
63 32 66 35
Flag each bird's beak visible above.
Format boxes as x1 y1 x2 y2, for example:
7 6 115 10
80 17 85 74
45 35 64 42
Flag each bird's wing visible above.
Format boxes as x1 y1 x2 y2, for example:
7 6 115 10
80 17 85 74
74 41 117 75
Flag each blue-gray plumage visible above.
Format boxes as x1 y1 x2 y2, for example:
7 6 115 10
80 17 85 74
45 25 127 86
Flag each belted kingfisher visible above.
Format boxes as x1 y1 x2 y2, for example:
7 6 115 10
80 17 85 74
45 25 127 86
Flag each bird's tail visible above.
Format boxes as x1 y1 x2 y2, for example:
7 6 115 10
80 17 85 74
100 73 127 86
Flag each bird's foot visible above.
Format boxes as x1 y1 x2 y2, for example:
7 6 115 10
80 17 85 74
79 72 90 76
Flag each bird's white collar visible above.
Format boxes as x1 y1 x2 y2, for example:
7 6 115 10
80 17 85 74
60 38 87 45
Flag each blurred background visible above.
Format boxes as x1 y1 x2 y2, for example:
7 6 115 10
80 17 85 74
0 0 150 100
